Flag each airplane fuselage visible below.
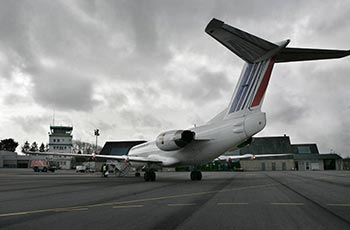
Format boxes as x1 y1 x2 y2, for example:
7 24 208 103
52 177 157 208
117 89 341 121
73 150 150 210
128 111 266 168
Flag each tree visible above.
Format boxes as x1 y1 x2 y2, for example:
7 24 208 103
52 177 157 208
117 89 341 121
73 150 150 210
39 143 46 152
29 142 38 152
73 140 102 154
0 138 19 152
22 141 30 153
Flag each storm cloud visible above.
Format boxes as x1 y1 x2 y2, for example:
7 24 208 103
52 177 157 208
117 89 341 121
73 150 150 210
0 0 349 156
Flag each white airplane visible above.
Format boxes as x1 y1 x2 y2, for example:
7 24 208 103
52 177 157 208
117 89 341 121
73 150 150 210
28 19 349 181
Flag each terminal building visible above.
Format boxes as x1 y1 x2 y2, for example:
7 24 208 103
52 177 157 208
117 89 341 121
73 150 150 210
0 125 73 169
227 135 343 171
0 134 346 171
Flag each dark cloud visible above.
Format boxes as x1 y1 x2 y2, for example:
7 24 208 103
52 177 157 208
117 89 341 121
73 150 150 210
107 92 129 108
120 109 164 129
0 0 349 156
12 115 50 135
28 67 99 111
3 94 29 105
161 66 232 105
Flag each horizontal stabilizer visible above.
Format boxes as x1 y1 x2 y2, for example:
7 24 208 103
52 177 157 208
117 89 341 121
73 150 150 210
276 48 350 63
205 18 278 63
206 18 350 63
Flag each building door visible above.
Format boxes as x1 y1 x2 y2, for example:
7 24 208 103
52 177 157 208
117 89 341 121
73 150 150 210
306 161 310 170
261 162 266 171
17 160 29 168
282 162 286 171
294 161 299 171
272 162 276 171
324 159 336 170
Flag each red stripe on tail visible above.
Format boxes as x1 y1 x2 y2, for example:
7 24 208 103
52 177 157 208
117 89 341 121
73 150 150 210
250 59 275 108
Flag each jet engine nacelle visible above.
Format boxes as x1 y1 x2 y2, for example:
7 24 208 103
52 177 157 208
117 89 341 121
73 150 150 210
156 130 195 151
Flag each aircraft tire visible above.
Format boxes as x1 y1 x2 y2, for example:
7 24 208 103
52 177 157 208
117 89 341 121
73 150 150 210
190 171 195 180
190 171 202 181
197 171 202 180
150 172 156 181
144 172 150 182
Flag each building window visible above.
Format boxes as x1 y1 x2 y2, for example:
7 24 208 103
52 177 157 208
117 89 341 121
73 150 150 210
298 146 311 154
272 162 276 171
53 139 56 142
57 139 60 142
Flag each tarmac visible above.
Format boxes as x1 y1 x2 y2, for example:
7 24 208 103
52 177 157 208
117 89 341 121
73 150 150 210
0 169 349 230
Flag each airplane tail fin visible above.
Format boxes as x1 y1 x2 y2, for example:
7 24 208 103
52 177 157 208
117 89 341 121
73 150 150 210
205 18 350 115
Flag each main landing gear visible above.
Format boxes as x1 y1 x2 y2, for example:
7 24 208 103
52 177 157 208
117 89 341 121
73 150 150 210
144 171 156 182
190 170 202 181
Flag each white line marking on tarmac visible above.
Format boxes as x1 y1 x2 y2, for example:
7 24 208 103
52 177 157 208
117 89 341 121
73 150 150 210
217 202 249 205
167 203 196 207
270 202 304 206
55 208 89 212
327 204 350 207
112 205 144 209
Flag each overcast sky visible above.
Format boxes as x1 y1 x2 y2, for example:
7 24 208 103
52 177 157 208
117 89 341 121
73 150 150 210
0 0 349 157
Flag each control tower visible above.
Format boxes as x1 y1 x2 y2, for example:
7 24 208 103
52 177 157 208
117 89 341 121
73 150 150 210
48 126 73 153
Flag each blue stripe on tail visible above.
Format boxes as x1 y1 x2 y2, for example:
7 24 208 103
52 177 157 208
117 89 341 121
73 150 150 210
228 60 271 114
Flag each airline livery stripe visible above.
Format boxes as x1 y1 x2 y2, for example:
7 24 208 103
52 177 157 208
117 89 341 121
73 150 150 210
228 58 275 114
236 63 260 110
250 59 275 107
240 61 265 110
229 64 254 113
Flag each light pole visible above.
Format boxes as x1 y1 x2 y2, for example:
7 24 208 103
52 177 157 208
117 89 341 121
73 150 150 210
94 129 100 153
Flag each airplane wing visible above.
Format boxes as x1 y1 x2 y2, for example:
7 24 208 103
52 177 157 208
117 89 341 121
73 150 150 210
24 151 163 164
217 153 292 161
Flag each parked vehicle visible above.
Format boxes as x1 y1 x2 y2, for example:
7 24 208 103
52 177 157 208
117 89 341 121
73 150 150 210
31 160 59 172
76 165 87 173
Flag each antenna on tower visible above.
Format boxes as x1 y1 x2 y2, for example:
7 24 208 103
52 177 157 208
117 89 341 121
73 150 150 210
52 109 55 126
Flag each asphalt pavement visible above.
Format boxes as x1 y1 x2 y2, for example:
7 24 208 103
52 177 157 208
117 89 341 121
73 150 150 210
0 169 349 230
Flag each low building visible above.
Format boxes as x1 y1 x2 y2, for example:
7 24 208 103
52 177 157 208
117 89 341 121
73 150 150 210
0 150 18 168
343 158 350 170
240 157 295 171
0 150 71 169
95 141 146 170
237 135 343 171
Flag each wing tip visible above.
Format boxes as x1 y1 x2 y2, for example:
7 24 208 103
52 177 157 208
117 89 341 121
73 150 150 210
205 18 224 34
346 50 350 56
